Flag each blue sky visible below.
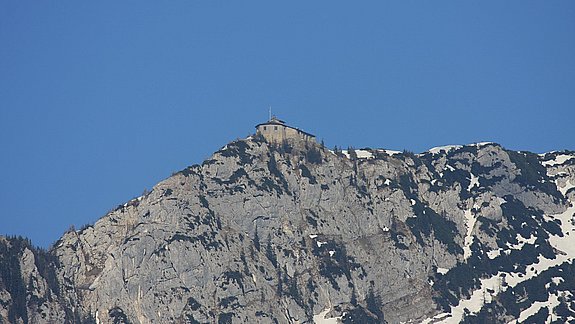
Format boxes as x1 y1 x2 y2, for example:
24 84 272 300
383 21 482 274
1 1 574 247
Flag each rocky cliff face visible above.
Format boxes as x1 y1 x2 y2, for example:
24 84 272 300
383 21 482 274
1 136 575 323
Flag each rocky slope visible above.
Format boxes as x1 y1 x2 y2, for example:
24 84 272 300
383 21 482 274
1 135 574 323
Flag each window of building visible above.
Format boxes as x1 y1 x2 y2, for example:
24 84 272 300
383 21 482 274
274 126 278 130
263 126 267 130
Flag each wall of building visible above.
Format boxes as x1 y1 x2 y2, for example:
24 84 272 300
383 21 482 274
256 124 314 143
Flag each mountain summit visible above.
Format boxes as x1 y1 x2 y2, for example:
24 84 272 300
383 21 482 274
1 129 575 323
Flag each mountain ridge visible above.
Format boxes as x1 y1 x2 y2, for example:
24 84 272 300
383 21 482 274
1 136 574 323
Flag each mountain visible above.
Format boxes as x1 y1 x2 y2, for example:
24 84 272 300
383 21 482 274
1 135 574 323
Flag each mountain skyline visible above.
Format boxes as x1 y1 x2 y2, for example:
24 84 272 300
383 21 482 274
1 136 574 322
2 1 574 248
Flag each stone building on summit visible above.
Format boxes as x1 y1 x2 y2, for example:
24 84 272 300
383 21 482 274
255 116 315 143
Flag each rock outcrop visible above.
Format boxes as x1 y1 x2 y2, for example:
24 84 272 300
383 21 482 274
1 136 574 323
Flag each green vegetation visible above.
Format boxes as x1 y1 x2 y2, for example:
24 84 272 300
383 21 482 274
253 227 261 252
299 164 317 184
219 140 254 165
347 146 358 160
506 150 562 200
0 237 29 323
406 204 462 255
265 234 278 268
217 312 234 324
266 153 290 195
108 307 131 324
0 236 62 324
306 146 323 164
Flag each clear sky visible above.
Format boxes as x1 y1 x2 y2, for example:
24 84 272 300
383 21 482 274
1 1 574 247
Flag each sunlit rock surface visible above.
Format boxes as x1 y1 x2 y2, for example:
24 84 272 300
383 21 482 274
1 137 574 323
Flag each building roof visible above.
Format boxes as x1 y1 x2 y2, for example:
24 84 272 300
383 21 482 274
255 117 315 138
255 116 285 126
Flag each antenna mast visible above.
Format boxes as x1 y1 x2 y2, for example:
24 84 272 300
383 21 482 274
269 106 272 120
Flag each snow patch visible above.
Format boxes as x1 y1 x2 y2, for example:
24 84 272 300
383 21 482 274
429 207 574 322
429 201 575 323
356 150 374 159
428 145 462 155
433 275 504 323
410 199 416 206
507 233 537 251
420 313 451 324
475 142 494 147
340 149 374 159
542 154 574 166
383 149 401 156
513 293 560 324
328 250 335 257
384 179 391 186
467 173 479 191
313 307 342 324
317 241 327 248
546 157 575 197
547 204 575 257
487 249 501 259
309 234 318 239
436 267 449 275
463 209 477 260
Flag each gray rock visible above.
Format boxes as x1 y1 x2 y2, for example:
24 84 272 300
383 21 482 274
2 139 574 323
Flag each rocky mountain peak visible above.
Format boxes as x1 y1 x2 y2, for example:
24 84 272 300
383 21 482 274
1 136 574 323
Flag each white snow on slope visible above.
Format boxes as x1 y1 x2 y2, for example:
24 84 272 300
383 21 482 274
475 142 494 147
428 145 463 155
506 233 537 251
487 249 501 259
425 178 575 323
542 154 574 166
356 150 374 159
421 274 504 324
339 150 350 159
329 148 410 158
463 209 477 260
383 149 402 156
423 151 575 323
547 204 575 257
313 307 342 324
340 149 374 159
467 173 479 191
513 294 560 323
